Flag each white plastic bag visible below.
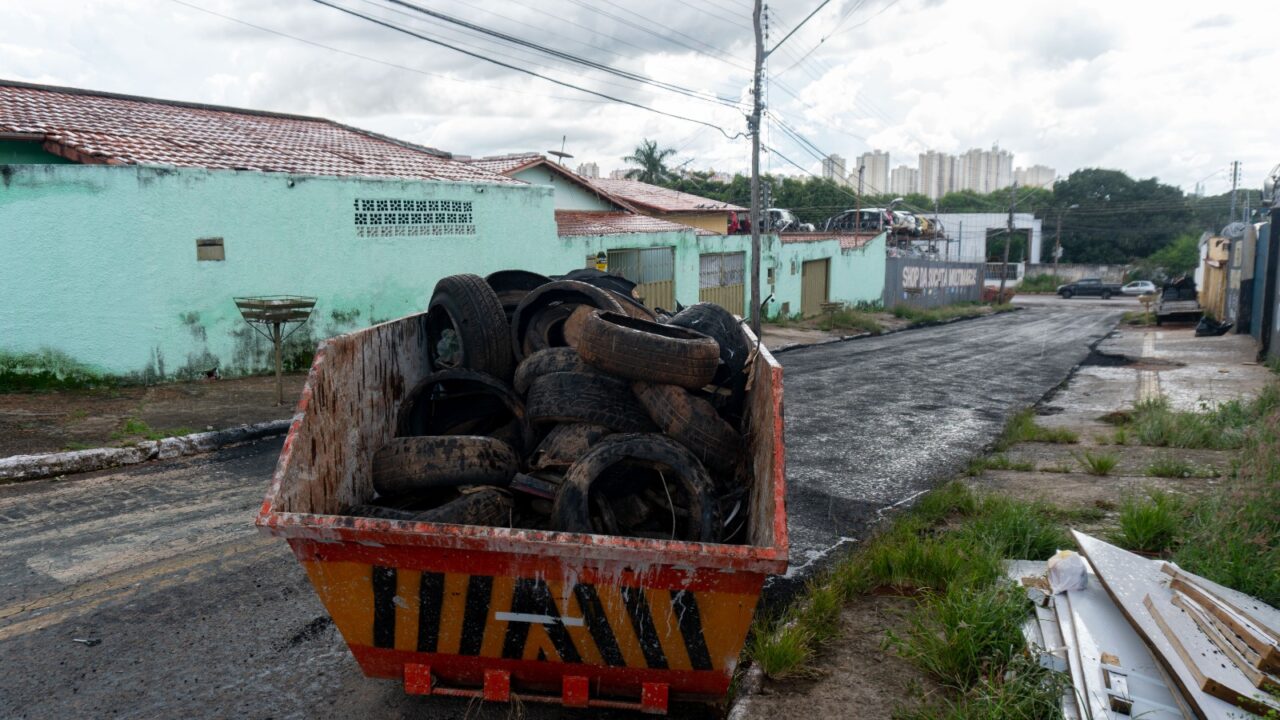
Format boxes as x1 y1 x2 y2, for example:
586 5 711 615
1047 549 1087 594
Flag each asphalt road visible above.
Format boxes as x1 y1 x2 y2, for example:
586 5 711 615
0 305 1119 719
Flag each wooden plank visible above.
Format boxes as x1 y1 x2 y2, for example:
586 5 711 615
1074 531 1278 719
1161 565 1280 673
1172 592 1280 694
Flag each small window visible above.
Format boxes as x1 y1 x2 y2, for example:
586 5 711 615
197 237 224 261
767 266 776 285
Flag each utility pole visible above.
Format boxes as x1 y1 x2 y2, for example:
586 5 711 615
749 0 763 335
1229 160 1240 223
998 182 1017 301
1053 212 1064 278
855 165 864 230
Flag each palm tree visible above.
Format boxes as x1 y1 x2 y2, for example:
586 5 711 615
622 139 676 184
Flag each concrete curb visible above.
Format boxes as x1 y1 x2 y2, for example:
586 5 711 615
770 307 1022 355
0 417 295 483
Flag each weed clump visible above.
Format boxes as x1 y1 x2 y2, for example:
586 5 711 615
1116 490 1184 553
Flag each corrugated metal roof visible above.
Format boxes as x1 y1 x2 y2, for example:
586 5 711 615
555 210 694 236
0 80 518 184
584 178 746 213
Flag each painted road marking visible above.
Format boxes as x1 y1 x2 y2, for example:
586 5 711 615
0 535 279 641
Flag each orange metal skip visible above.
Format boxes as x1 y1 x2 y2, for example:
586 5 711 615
256 312 787 714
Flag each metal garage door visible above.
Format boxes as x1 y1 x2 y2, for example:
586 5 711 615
699 252 746 316
801 258 830 317
607 247 676 311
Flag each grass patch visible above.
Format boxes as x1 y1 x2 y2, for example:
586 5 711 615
893 656 1070 719
887 582 1030 689
995 409 1079 450
0 349 114 393
749 622 816 679
818 306 883 335
1075 450 1119 476
61 440 97 451
1145 454 1217 478
1017 273 1067 293
965 454 1034 475
1115 489 1184 553
956 495 1072 559
110 417 196 442
1121 309 1155 326
891 303 989 325
1173 407 1280 605
1125 389 1280 450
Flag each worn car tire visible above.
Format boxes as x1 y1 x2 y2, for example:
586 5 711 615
511 281 623 361
666 303 749 384
577 311 720 389
485 270 550 322
372 436 519 497
396 369 533 453
632 382 741 475
427 274 514 380
551 433 720 542
513 348 596 396
352 489 513 526
526 371 656 433
529 423 612 470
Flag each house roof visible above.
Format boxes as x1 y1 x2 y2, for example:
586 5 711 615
0 80 517 184
583 178 746 214
780 232 878 250
555 210 695 237
463 152 545 175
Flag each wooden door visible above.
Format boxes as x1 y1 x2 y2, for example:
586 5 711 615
801 258 830 317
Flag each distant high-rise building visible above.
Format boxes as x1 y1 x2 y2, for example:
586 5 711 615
708 170 734 184
857 150 890 195
890 165 919 196
919 150 957 200
576 161 599 179
957 145 1014 193
821 153 847 184
608 168 630 180
1014 164 1056 189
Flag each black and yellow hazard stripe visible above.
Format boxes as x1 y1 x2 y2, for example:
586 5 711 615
302 561 758 673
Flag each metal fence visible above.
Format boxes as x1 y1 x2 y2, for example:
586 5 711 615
884 257 985 309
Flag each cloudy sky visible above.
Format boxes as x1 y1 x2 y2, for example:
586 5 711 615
2 0 1276 194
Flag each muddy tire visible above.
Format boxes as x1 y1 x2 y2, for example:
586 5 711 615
427 274 513 380
577 311 720 389
353 489 513 526
529 423 612 469
513 348 595 396
396 369 533 453
485 270 550 322
666 303 749 384
633 382 741 474
551 433 720 542
511 281 623 362
372 436 519 497
526 372 655 433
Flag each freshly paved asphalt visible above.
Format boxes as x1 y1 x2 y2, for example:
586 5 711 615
0 305 1120 719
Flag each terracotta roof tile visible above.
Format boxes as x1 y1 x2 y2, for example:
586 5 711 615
555 210 695 236
0 81 517 184
584 178 746 213
463 152 545 175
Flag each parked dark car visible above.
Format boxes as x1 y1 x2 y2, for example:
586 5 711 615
1057 278 1123 299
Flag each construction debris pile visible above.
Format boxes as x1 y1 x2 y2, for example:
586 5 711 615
1010 531 1280 719
346 269 755 544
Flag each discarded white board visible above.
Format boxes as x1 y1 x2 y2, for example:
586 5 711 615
1074 531 1280 718
1060 561 1191 719
1007 560 1081 719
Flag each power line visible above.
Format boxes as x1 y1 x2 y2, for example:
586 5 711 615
370 0 746 109
561 0 752 73
312 0 746 139
165 0 607 105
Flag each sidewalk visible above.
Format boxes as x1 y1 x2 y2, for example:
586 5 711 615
0 374 304 457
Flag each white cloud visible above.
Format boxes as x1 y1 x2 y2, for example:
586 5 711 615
1 0 1276 194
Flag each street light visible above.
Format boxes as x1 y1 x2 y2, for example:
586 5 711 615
1052 203 1080 278
879 197 905 233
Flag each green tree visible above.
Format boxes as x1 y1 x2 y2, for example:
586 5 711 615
1051 169 1192 263
623 139 677 184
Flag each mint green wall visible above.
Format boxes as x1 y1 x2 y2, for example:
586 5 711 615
1 164 558 379
0 140 74 164
761 233 887 316
1 164 886 379
510 165 614 211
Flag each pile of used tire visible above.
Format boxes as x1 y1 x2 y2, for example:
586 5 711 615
347 269 755 544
